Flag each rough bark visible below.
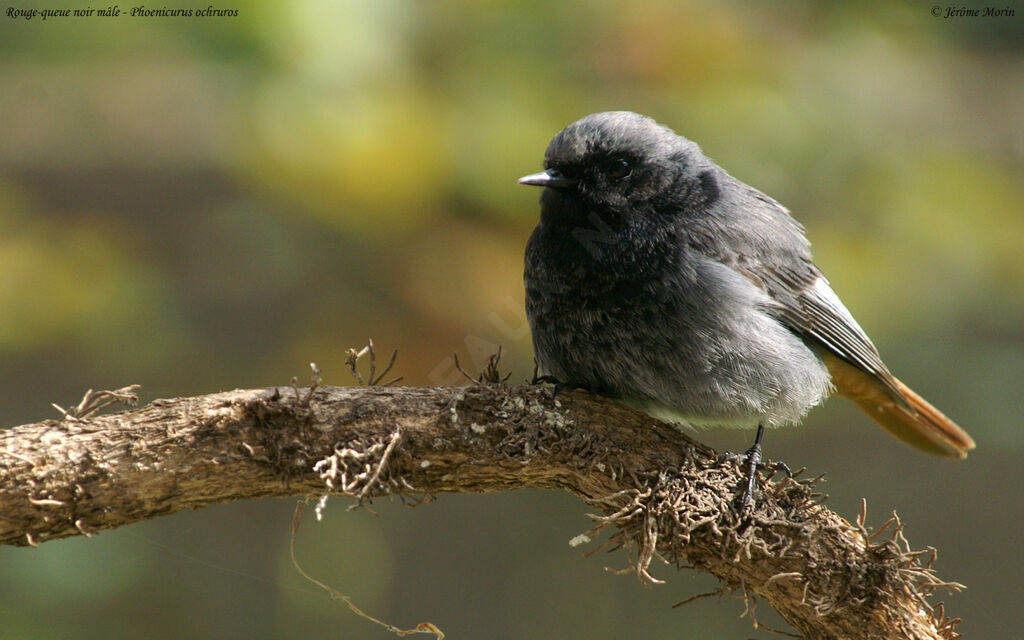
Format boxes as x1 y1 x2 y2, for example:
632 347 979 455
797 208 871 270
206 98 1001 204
0 384 962 639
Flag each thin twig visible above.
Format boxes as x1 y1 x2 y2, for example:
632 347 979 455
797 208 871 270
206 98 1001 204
371 349 399 386
672 587 727 608
357 428 403 501
452 353 478 384
289 502 444 639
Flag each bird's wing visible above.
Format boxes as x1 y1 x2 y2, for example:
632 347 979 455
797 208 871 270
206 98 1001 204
715 185 901 396
756 261 896 385
709 181 970 455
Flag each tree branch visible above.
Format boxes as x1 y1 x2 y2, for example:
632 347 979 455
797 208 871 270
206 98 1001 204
0 384 962 639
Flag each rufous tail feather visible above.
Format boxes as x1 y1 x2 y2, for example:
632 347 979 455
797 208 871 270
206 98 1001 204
824 354 976 459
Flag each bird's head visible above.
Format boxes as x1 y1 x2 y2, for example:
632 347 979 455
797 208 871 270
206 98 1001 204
519 111 716 222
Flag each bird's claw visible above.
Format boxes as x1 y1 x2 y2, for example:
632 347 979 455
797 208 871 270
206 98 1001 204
531 375 597 403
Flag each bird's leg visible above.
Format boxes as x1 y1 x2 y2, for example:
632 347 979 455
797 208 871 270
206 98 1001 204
740 424 765 510
718 424 792 511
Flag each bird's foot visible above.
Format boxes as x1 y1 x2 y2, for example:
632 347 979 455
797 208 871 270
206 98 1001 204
717 425 792 513
531 374 597 402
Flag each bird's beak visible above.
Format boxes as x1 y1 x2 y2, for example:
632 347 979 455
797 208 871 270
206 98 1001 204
517 170 576 189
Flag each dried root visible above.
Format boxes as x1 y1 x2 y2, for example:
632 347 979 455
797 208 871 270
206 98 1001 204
53 385 141 420
312 427 404 519
346 339 402 386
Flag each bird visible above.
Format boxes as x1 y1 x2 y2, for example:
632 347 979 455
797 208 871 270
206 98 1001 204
519 111 975 507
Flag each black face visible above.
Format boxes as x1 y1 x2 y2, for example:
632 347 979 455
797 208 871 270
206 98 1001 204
545 153 636 206
522 112 716 285
527 111 704 217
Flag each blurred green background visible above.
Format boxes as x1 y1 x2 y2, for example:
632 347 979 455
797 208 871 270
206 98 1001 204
1 0 1022 637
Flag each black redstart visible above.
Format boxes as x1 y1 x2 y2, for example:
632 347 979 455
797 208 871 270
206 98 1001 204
520 111 974 505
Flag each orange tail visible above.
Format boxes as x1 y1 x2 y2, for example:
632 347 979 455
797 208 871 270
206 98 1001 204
824 354 976 459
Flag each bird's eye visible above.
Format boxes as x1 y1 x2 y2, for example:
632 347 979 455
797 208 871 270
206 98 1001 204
606 158 632 181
